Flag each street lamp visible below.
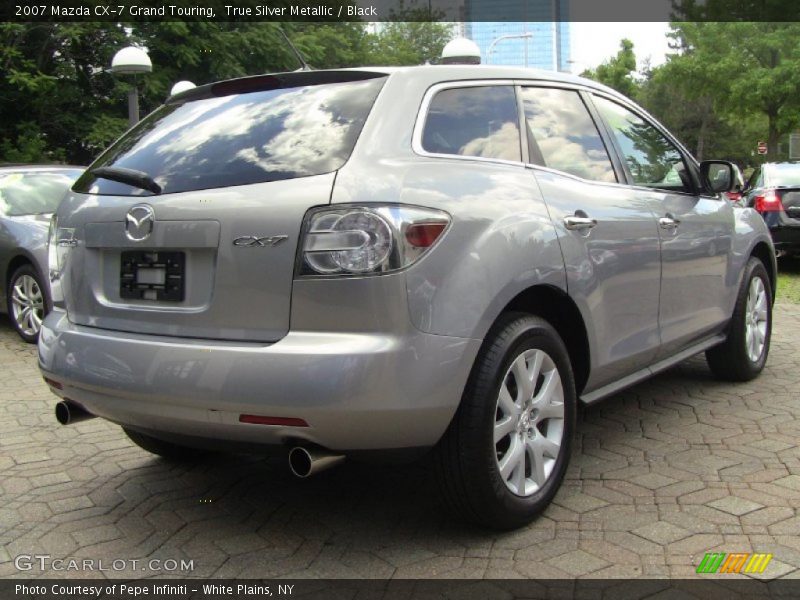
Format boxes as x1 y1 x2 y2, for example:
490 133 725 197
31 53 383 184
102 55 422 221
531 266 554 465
441 38 482 65
487 32 533 66
110 46 152 127
170 80 196 97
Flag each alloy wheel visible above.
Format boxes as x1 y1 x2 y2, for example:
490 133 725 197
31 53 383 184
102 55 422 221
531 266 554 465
495 348 565 496
11 274 44 338
745 276 768 363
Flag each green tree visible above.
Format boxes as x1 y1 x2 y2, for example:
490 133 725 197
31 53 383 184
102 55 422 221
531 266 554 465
365 5 454 66
0 22 370 164
0 19 454 165
0 22 130 164
664 22 800 157
129 22 369 114
293 22 368 69
581 39 638 98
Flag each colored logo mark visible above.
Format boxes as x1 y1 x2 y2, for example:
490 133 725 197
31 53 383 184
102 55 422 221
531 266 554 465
696 552 773 574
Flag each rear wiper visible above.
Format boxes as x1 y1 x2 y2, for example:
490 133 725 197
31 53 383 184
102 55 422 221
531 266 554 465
90 166 161 195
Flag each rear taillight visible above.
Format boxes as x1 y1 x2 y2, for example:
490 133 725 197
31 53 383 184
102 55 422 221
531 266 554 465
47 215 75 304
298 205 450 276
405 222 448 248
754 189 783 212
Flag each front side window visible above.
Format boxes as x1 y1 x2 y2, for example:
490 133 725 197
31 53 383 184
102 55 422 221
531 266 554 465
593 96 692 193
521 87 616 183
748 167 763 189
421 85 521 162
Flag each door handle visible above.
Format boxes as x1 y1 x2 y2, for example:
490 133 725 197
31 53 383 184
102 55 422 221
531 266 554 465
563 214 598 231
659 214 681 230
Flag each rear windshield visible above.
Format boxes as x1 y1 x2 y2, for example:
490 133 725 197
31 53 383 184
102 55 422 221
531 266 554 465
74 76 386 196
768 163 800 187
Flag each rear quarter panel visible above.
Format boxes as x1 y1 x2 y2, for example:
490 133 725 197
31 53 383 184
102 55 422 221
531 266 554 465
333 71 567 341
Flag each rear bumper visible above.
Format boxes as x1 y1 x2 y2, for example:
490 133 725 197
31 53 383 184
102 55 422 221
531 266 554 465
38 310 481 451
763 213 800 251
769 226 800 251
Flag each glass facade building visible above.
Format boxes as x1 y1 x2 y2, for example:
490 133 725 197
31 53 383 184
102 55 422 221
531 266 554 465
465 1 571 71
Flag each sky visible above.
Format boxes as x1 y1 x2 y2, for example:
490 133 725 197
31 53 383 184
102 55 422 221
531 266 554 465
569 22 674 75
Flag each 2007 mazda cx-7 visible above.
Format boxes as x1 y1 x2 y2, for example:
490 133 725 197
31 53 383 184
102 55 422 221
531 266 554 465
40 66 776 529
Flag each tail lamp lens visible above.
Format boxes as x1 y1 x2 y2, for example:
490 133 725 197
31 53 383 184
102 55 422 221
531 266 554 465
299 205 450 276
754 189 783 212
47 215 75 304
405 222 448 248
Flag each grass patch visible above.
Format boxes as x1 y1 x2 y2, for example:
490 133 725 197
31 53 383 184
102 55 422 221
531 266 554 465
777 257 800 304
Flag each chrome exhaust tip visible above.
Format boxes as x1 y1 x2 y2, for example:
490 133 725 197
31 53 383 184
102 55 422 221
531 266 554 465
55 400 95 425
288 446 344 478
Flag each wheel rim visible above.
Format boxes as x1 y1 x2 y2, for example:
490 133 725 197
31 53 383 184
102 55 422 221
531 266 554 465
495 348 565 497
745 276 768 363
10 274 44 337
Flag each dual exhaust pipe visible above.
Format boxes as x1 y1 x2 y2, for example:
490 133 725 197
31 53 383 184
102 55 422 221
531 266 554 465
55 401 343 478
55 400 95 425
288 446 344 478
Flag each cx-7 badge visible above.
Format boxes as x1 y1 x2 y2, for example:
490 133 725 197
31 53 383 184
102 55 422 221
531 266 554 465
233 235 289 247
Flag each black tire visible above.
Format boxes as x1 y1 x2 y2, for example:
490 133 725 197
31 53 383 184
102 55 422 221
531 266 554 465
7 263 49 344
123 427 205 461
706 257 772 381
433 313 576 530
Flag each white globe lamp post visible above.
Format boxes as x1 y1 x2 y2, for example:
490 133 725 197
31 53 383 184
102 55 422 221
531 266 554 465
110 46 152 127
170 80 196 97
441 38 482 65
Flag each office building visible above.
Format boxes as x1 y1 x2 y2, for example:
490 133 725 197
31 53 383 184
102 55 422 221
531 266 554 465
465 1 571 70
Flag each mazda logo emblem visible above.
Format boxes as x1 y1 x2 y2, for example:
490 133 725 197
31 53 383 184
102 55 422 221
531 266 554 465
125 204 155 241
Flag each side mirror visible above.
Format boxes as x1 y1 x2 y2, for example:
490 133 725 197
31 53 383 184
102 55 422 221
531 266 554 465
700 160 737 194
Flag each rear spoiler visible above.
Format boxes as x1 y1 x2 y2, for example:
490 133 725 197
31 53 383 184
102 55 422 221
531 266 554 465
167 70 389 104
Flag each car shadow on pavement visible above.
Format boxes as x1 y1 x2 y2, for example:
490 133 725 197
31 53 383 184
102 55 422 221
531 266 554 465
2 312 796 579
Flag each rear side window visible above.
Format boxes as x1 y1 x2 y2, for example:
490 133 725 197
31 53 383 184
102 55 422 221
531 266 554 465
74 77 386 195
421 86 521 162
521 87 616 183
593 95 692 193
0 170 82 216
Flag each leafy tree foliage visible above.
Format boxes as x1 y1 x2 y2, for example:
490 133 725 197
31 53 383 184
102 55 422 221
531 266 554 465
1 23 130 164
365 23 453 66
582 22 800 166
1 19 449 165
663 22 800 157
581 39 638 98
637 58 764 164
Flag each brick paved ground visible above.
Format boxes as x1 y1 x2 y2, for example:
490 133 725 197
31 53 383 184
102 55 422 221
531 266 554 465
0 305 798 581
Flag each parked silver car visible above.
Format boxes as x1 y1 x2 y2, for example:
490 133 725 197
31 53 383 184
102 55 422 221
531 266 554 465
39 67 775 528
0 165 83 342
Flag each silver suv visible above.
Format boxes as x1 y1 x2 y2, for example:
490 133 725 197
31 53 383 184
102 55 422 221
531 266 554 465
39 66 775 529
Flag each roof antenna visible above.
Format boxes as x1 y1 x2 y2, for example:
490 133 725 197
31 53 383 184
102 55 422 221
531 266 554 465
278 28 311 71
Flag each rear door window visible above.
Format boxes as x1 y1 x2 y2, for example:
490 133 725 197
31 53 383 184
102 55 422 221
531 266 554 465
74 76 387 196
593 95 693 194
421 85 522 162
520 87 616 183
